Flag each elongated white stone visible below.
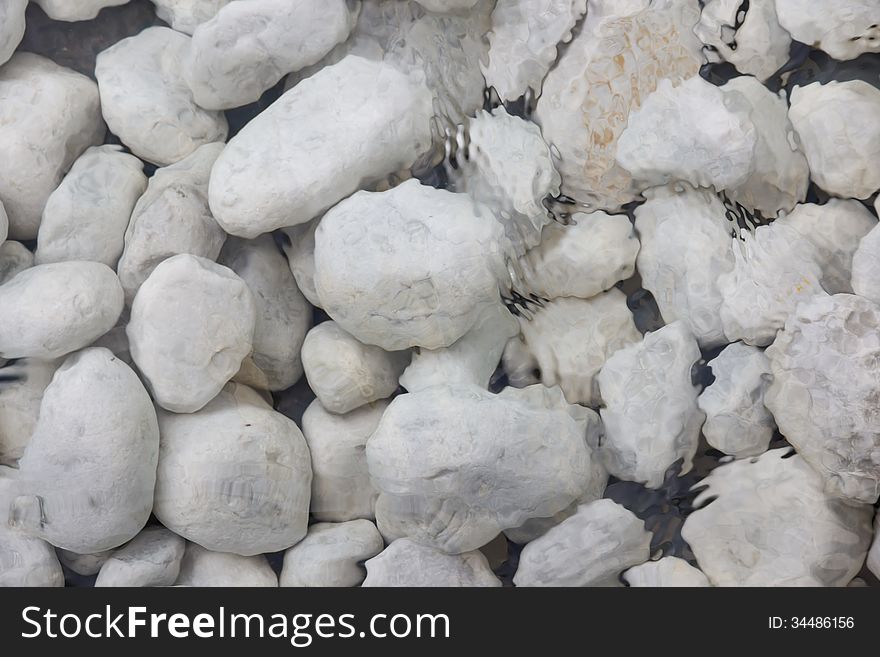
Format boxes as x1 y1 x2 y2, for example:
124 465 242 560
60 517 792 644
362 538 501 587
209 55 434 237
280 520 384 587
95 526 186 587
127 254 256 413
36 146 147 267
682 448 874 586
0 0 26 67
95 27 228 166
0 53 105 240
175 543 278 586
775 0 880 61
623 557 710 587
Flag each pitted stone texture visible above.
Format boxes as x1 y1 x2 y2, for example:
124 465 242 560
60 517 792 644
682 448 874 586
280 520 384 587
765 294 880 504
362 538 501 587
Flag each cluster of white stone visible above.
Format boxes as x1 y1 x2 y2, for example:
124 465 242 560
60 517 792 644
1 0 879 588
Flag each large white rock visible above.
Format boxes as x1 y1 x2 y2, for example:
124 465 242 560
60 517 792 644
33 1 130 21
280 520 384 587
303 399 385 523
623 557 710 587
127 254 256 413
765 294 880 504
117 143 226 305
0 0 26 67
517 211 639 301
635 185 734 348
150 0 233 35
367 383 604 553
209 55 433 237
788 81 880 200
36 146 147 267
0 348 159 553
682 448 874 586
219 235 311 391
482 0 587 102
775 0 880 61
314 180 509 351
175 543 277 586
852 222 880 304
447 107 560 256
779 200 877 295
154 383 311 555
362 538 501 587
695 0 791 81
698 342 775 458
597 321 704 488
718 222 825 346
503 291 641 407
94 526 186 587
534 0 702 211
0 240 33 286
0 53 105 240
281 220 320 307
399 301 518 393
514 499 652 587
0 358 60 466
301 322 409 414
0 527 64 587
185 0 356 110
95 27 228 166
0 262 123 360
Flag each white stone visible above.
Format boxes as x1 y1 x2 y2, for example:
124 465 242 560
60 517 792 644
852 222 880 304
0 358 60 466
0 0 25 67
789 81 880 200
127 254 256 413
0 241 33 286
95 526 186 587
597 321 704 488
362 538 501 587
208 55 433 237
765 294 880 504
447 106 560 256
154 383 311 555
778 200 877 295
623 556 710 587
514 499 651 587
151 0 234 35
0 53 105 240
175 543 277 586
302 399 385 523
367 383 604 553
280 520 384 587
301 321 409 415
33 1 130 21
517 211 639 301
117 143 226 305
695 0 791 81
775 0 880 61
219 235 312 391
281 220 320 307
400 302 518 393
534 0 702 211
503 291 641 407
95 27 228 166
57 548 115 576
185 0 356 110
35 146 147 267
682 448 874 586
698 342 775 458
0 348 159 553
314 180 509 351
635 186 733 349
0 527 64 587
483 0 587 102
0 262 123 360
718 222 825 346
